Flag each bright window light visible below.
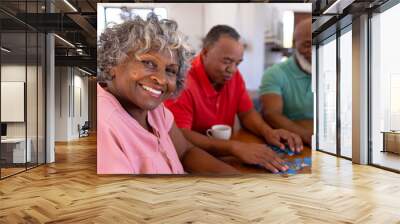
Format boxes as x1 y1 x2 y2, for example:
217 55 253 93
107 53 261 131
63 0 78 12
283 10 294 49
77 67 92 76
105 8 124 26
153 8 167 20
54 34 75 48
132 9 153 20
1 47 11 53
105 7 167 27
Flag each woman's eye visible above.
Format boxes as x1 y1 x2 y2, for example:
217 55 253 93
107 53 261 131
141 60 156 69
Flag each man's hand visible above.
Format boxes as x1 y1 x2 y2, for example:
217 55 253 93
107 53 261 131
263 129 303 153
300 130 312 146
230 141 289 173
294 120 313 145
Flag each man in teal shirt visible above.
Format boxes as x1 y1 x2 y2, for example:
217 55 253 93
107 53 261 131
259 18 313 145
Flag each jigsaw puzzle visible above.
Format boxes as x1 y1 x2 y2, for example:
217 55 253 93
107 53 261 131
276 157 312 175
267 144 297 156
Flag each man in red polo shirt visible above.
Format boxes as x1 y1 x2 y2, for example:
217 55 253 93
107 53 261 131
165 25 303 173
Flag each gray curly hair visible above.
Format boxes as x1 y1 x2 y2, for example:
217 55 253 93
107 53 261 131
97 13 193 95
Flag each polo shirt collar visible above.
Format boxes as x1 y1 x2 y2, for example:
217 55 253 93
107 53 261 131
288 56 310 79
191 55 220 97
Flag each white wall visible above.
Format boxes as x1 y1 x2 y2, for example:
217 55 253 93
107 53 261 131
1 64 46 164
1 82 25 122
1 65 36 137
72 73 89 138
1 65 26 139
98 3 204 52
97 3 311 91
239 4 266 90
1 65 26 81
55 66 69 141
55 67 89 141
203 3 239 33
167 3 204 51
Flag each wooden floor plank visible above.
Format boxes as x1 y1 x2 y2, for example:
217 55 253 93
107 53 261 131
0 134 400 223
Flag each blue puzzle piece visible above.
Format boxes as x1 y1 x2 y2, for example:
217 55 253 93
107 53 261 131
276 168 297 175
303 157 311 166
283 161 292 167
267 144 296 156
275 157 312 175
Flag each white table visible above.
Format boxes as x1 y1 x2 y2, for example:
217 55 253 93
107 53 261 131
1 138 31 163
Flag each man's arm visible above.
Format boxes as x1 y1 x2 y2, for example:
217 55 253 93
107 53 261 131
179 127 289 173
166 91 289 172
237 108 273 139
260 93 313 145
180 128 235 157
169 122 239 174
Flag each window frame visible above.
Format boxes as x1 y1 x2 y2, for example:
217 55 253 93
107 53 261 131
314 18 353 161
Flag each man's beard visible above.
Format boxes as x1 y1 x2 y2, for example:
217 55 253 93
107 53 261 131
295 50 311 74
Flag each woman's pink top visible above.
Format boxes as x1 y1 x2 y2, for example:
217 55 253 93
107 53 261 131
97 84 185 174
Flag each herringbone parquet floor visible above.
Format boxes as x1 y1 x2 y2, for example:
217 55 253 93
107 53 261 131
1 135 400 224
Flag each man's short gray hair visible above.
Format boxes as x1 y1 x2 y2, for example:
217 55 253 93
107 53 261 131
202 25 240 49
97 13 193 95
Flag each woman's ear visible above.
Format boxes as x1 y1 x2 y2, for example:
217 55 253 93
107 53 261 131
109 68 116 80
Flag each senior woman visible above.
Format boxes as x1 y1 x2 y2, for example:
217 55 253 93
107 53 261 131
97 14 238 174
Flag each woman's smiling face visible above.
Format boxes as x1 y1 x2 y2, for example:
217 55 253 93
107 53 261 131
110 49 179 111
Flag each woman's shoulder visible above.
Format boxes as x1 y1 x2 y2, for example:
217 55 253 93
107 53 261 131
97 93 120 124
97 84 130 125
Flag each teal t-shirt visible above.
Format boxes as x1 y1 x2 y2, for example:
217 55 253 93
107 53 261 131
259 56 313 120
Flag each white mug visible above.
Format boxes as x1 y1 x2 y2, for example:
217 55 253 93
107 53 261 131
206 124 232 140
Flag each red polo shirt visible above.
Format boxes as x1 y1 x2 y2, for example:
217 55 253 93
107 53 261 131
165 55 253 134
